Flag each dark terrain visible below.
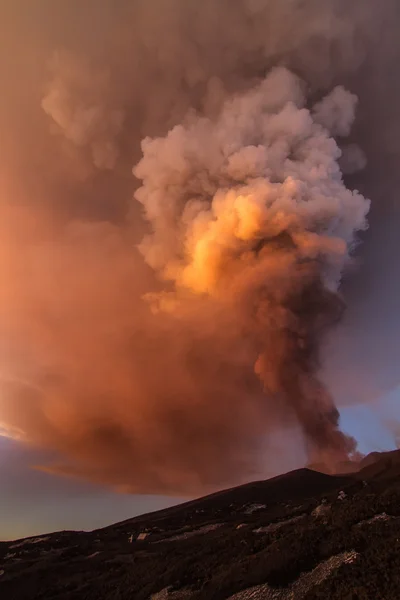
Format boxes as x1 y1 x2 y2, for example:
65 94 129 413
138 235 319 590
2 450 400 600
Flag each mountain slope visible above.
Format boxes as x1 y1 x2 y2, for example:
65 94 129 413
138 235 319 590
2 453 400 599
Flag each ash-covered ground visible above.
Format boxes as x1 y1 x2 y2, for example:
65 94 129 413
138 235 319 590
2 450 400 599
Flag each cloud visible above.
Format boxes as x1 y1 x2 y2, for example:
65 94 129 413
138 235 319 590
0 0 399 494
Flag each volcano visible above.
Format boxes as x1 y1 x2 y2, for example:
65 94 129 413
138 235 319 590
1 450 400 599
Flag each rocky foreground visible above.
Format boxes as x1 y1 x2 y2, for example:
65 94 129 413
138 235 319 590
2 450 400 600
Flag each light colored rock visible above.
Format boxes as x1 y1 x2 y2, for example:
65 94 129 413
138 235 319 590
227 550 359 600
312 503 331 521
356 512 393 527
150 587 192 599
253 515 306 535
157 523 223 543
10 536 50 549
86 551 101 559
244 504 267 515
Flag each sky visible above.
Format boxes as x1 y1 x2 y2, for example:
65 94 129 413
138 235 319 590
0 436 184 541
2 389 399 542
1 1 400 543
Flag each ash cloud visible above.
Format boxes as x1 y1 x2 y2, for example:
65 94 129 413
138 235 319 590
0 0 398 495
134 67 369 469
42 52 124 170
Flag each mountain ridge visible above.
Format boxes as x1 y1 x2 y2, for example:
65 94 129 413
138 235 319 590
1 450 400 599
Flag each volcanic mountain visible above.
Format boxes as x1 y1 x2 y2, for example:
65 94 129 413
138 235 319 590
1 450 400 600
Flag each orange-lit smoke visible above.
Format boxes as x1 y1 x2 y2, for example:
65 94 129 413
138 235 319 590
0 1 397 494
134 67 369 470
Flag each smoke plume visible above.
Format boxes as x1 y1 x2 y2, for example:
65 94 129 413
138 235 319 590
134 67 369 468
0 0 398 495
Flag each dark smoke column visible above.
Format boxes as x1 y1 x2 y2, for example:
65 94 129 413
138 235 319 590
254 260 357 469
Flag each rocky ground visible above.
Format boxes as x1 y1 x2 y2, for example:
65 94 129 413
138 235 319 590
2 450 400 600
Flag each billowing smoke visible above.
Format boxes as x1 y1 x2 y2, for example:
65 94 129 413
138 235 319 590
0 0 399 495
134 67 369 468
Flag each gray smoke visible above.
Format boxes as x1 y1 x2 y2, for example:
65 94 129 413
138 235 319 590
0 0 398 494
134 66 369 468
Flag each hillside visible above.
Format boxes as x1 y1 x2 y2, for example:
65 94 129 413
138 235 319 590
2 451 400 599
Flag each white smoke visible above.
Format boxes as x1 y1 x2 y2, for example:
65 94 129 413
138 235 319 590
313 86 358 138
339 143 368 175
135 68 369 294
